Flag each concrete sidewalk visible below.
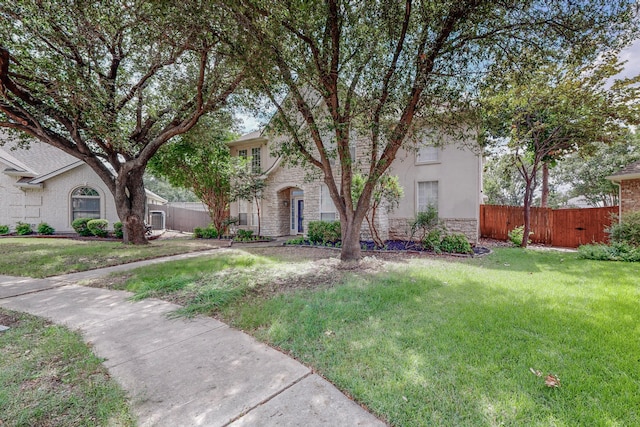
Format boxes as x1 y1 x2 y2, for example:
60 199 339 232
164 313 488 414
0 255 385 426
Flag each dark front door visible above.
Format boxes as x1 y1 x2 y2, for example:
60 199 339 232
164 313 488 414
297 199 304 233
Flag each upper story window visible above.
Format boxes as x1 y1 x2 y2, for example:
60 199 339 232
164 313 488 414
416 146 440 164
71 186 101 221
251 147 261 173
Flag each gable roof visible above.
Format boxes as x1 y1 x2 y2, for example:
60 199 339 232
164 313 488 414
0 135 84 187
606 160 640 181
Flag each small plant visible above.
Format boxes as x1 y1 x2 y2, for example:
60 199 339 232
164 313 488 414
439 233 472 254
15 221 33 235
607 211 640 247
235 229 254 241
0 224 9 235
422 228 444 253
194 224 219 239
37 222 55 235
307 221 341 244
410 206 441 242
285 236 306 245
87 219 109 237
113 222 123 239
508 225 532 246
72 218 93 236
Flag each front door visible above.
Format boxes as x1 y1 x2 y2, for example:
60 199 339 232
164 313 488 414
291 196 304 234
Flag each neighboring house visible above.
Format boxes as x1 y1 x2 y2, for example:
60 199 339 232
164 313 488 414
228 129 482 242
0 135 167 233
606 160 640 218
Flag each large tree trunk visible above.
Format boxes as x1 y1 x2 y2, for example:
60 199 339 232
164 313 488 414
340 214 364 262
114 166 148 245
540 162 549 208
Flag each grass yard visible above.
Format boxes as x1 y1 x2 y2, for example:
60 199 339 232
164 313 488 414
0 309 135 426
0 237 219 278
102 247 639 426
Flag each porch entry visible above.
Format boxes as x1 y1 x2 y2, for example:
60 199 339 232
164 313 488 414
291 190 304 234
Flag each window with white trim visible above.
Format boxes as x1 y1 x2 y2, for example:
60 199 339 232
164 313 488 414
320 184 337 221
251 147 261 173
417 181 438 212
238 199 248 225
251 199 259 226
416 146 439 164
71 187 101 221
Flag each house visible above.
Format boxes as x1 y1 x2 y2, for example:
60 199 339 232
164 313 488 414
0 134 167 233
228 129 482 242
606 159 640 217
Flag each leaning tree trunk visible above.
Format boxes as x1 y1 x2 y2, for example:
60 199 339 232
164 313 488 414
114 167 149 244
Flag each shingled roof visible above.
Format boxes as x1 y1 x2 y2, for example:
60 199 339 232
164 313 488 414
0 131 84 188
606 160 640 181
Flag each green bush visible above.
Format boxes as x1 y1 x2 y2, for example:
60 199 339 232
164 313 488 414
308 221 341 244
194 224 218 239
607 211 640 247
578 242 640 262
439 233 472 254
285 236 306 245
508 225 532 246
72 218 93 236
113 222 123 239
37 222 55 235
0 225 9 235
15 222 33 235
87 219 109 237
422 228 443 253
235 229 254 240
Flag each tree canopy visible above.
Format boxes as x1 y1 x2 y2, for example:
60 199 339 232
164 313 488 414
0 1 245 242
148 113 238 234
224 0 639 260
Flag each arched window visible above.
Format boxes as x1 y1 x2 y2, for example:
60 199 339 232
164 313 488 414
71 187 101 221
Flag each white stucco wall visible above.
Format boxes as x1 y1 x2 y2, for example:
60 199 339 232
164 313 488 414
0 164 118 233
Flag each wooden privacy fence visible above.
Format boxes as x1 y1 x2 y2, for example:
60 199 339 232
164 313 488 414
151 204 211 232
480 205 618 248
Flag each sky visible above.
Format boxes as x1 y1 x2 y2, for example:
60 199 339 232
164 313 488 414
238 39 640 134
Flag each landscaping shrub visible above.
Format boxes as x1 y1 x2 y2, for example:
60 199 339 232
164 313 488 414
72 218 93 236
410 206 440 241
422 228 443 253
194 224 219 239
578 242 640 262
307 221 341 244
0 224 9 235
37 222 55 235
508 225 532 246
285 236 306 245
607 211 640 247
15 222 33 235
113 222 123 239
87 219 109 237
235 229 254 241
439 233 472 254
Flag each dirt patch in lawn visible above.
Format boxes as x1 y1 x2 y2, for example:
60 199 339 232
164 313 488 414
0 310 21 328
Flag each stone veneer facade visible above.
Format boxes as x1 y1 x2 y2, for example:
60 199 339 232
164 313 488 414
620 178 640 215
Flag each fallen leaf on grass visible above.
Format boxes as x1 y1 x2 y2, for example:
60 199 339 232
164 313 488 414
529 367 542 377
545 374 561 388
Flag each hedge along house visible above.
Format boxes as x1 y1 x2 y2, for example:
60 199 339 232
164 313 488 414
607 159 640 218
0 134 167 233
228 127 482 243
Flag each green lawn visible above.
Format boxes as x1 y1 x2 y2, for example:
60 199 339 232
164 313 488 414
0 309 135 426
108 247 639 426
0 237 219 278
